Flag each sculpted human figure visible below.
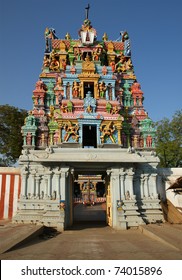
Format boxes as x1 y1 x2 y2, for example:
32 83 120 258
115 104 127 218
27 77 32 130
64 121 79 142
100 122 115 143
26 132 32 145
72 81 80 98
50 57 59 71
146 135 152 147
99 82 107 98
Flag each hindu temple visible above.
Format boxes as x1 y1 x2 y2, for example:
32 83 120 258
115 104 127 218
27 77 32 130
13 6 164 230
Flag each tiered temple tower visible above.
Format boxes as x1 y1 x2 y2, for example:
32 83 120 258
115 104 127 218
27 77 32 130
14 8 164 230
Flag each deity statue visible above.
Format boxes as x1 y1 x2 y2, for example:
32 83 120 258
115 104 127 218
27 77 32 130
106 102 112 113
44 27 57 53
25 111 36 126
72 81 80 98
98 82 107 98
146 135 152 147
100 122 116 143
121 31 131 56
49 56 59 71
63 121 79 142
26 132 32 145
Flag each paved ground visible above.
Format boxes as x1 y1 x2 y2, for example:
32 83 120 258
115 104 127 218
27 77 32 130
0 204 182 260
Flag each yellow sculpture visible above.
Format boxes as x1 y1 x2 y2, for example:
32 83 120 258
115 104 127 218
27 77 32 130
100 121 116 143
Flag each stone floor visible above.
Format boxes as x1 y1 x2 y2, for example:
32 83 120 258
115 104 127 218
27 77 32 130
0 203 182 260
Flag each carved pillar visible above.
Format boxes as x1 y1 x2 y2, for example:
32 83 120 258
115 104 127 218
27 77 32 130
140 176 145 199
119 173 125 199
21 172 28 198
69 82 73 99
44 176 48 198
46 171 52 198
125 170 134 198
35 176 41 198
148 174 158 198
108 168 120 228
112 85 115 100
55 170 61 198
140 175 149 198
144 175 149 198
60 167 69 201
105 86 109 100
30 170 36 197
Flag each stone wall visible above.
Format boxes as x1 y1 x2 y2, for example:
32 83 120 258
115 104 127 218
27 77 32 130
1 166 181 224
157 168 182 209
0 167 21 219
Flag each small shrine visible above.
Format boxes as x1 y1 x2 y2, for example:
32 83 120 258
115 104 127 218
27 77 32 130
14 6 164 230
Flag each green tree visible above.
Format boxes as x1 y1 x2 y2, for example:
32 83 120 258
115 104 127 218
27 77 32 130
155 110 182 167
0 105 27 166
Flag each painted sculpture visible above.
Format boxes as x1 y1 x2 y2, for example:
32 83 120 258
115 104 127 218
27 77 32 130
22 9 156 150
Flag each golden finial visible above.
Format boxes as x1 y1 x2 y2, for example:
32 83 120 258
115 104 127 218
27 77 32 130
102 32 108 41
65 32 71 40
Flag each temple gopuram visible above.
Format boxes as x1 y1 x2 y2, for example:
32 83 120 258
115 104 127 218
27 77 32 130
14 7 164 230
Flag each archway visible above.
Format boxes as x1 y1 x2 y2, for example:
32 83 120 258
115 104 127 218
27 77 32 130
72 174 108 228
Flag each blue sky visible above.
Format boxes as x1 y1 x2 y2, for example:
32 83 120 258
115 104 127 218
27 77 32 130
0 0 182 122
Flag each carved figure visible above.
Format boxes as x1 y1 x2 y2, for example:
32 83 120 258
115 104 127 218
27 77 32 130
146 135 152 147
43 55 50 68
102 65 107 75
110 61 115 72
121 31 131 56
111 106 119 114
84 92 96 113
25 111 36 126
63 121 79 142
115 54 125 72
49 57 59 71
45 27 57 53
72 81 80 98
99 82 107 98
100 122 115 143
86 105 92 113
67 101 73 112
26 132 32 145
106 102 112 113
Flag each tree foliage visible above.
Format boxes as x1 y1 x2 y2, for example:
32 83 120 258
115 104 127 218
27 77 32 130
0 105 27 166
155 110 182 167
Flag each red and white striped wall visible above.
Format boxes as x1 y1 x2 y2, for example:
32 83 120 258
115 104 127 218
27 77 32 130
0 168 21 220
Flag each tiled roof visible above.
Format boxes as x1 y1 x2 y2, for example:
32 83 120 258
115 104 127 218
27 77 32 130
52 39 124 51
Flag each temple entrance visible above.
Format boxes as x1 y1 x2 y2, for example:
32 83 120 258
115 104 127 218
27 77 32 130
82 124 97 148
73 175 107 226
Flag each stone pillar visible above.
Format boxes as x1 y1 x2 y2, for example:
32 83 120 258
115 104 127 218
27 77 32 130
108 168 120 228
140 176 145 199
112 85 115 100
119 170 125 199
44 176 48 198
55 170 61 198
125 169 134 199
21 172 28 198
60 167 69 201
35 175 41 198
105 86 109 100
69 82 73 99
63 83 67 98
148 173 158 198
46 171 52 198
30 170 36 197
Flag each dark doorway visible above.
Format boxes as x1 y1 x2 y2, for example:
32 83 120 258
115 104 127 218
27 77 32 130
84 82 94 97
82 124 97 148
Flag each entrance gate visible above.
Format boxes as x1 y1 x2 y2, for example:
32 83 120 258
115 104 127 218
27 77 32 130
72 174 109 226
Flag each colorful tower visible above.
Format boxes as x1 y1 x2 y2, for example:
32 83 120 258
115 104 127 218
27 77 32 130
14 8 163 230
